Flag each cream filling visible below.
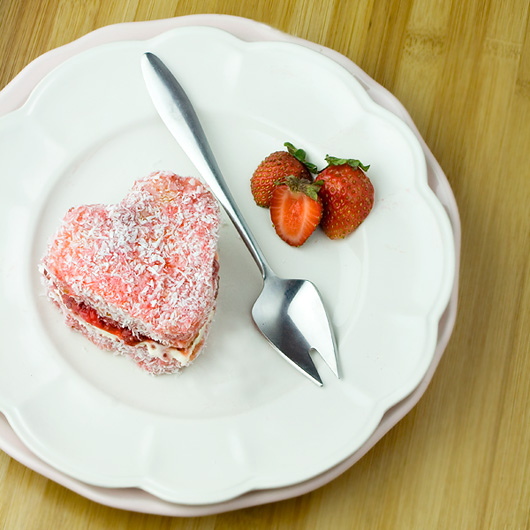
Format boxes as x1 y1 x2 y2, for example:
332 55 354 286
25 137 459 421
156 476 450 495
69 310 213 366
136 315 211 365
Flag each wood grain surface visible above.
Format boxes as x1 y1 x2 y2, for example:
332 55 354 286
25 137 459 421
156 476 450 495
1 0 529 528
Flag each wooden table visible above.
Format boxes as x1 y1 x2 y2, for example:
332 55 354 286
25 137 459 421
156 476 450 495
1 1 529 528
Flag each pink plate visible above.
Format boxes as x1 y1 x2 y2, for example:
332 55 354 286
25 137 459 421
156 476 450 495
0 14 460 516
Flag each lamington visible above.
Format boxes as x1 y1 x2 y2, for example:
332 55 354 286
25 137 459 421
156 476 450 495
40 171 221 375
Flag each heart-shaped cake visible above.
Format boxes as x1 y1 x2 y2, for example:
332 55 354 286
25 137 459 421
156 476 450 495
40 171 221 375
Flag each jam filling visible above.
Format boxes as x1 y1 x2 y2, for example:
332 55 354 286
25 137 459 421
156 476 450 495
62 295 148 346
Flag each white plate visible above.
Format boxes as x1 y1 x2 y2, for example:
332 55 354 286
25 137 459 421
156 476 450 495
0 26 455 505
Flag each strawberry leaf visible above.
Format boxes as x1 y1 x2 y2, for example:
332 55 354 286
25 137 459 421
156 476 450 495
285 175 322 201
324 155 370 171
284 142 319 173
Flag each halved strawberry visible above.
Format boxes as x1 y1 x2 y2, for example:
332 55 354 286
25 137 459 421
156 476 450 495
270 175 323 247
250 142 317 208
318 155 374 239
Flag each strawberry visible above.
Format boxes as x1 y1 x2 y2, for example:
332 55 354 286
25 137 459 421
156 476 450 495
251 142 317 208
270 175 323 247
318 155 374 239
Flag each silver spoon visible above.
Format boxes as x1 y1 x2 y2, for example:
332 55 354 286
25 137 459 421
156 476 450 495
141 52 339 385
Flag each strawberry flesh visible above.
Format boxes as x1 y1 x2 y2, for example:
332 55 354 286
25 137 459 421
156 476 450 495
270 176 322 246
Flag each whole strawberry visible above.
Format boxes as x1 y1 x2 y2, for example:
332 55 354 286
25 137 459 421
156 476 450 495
270 175 323 247
318 155 373 239
251 142 317 208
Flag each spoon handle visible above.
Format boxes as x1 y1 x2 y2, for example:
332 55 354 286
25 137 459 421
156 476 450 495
141 52 271 280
